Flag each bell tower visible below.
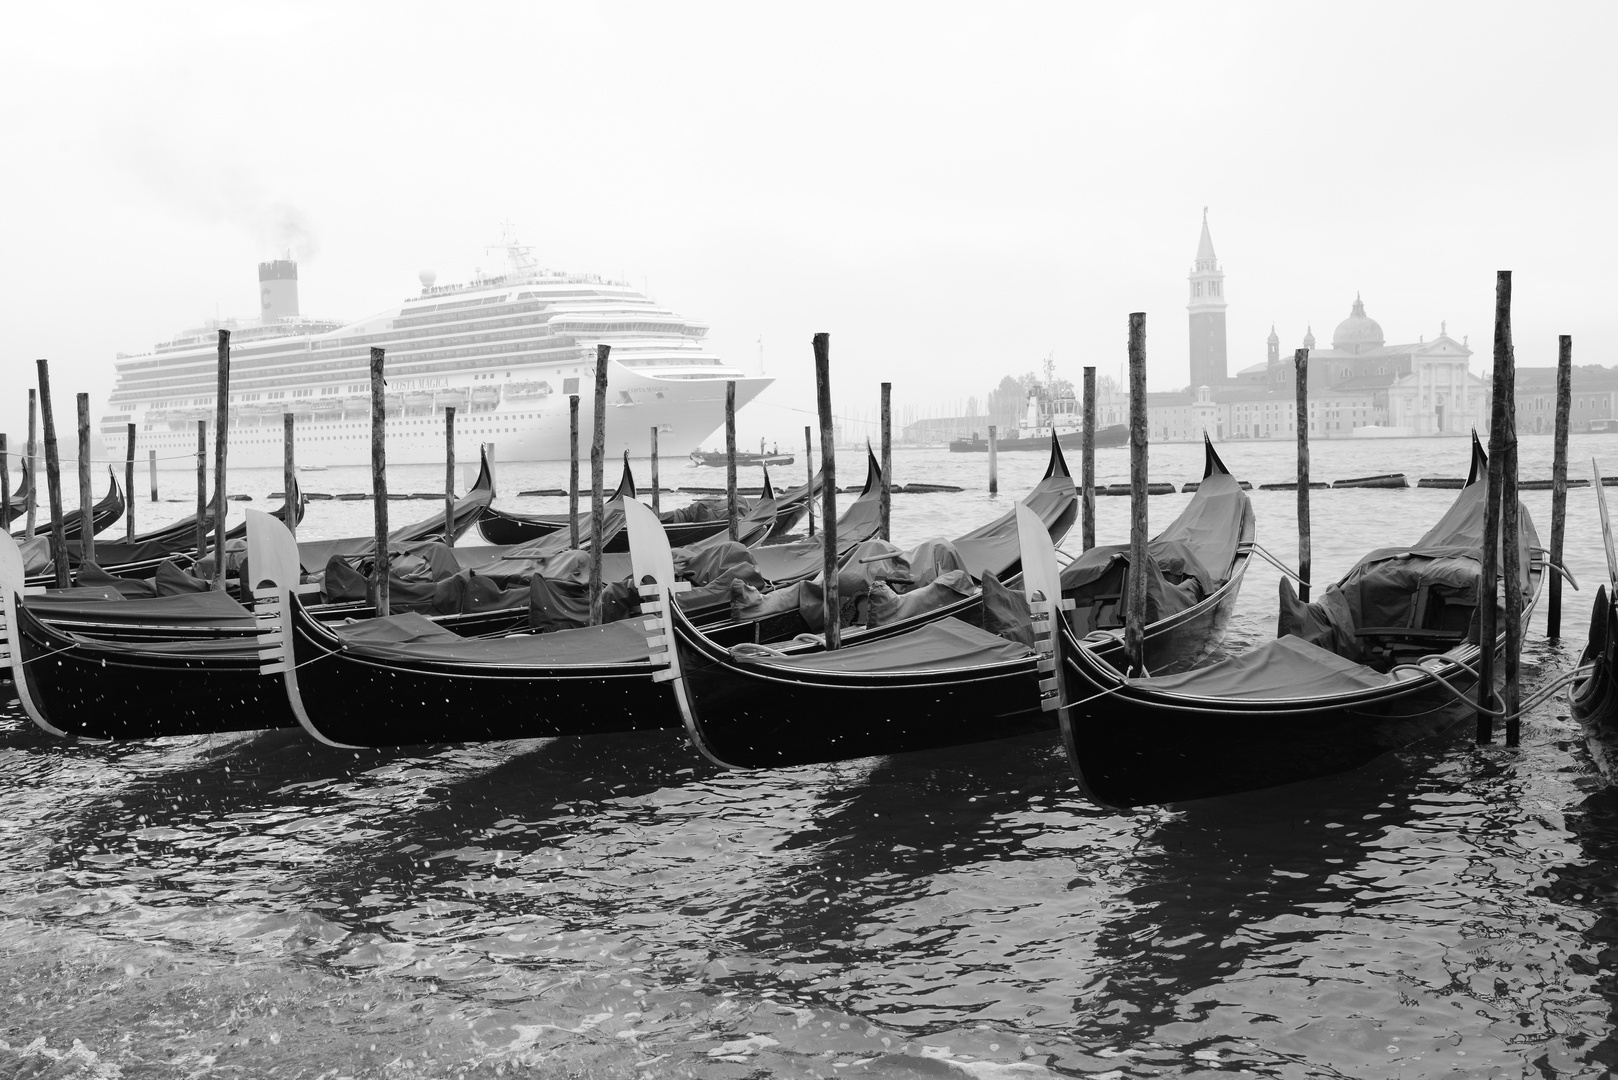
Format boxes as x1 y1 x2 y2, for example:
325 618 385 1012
1187 208 1228 388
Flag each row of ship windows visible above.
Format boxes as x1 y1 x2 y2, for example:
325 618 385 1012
112 350 591 400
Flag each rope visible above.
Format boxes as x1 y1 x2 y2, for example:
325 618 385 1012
1249 542 1310 587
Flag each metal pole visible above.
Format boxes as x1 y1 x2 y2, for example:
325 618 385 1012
813 333 840 649
1295 348 1312 602
1125 313 1149 672
370 347 390 617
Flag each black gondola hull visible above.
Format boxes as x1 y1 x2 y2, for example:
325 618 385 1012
12 601 291 739
284 600 679 746
672 607 1048 769
1572 585 1618 779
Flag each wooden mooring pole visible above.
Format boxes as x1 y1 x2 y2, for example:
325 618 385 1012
26 389 37 538
1125 313 1149 673
35 361 67 589
0 436 10 535
1082 366 1096 551
1548 335 1572 638
194 421 207 563
212 329 230 590
649 426 660 516
147 450 157 506
76 394 94 568
443 406 457 546
1295 348 1312 602
725 380 739 542
804 425 815 537
880 382 892 542
124 423 136 541
283 414 296 544
814 333 840 649
588 345 609 625
1477 271 1511 744
1501 298 1523 748
370 347 390 617
987 425 999 496
568 395 581 550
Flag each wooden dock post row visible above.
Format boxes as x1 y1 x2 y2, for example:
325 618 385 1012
1548 334 1572 638
76 393 94 567
1125 312 1149 673
36 360 68 589
1082 366 1096 551
212 330 230 590
1295 348 1312 602
588 344 610 626
370 346 390 617
813 333 840 650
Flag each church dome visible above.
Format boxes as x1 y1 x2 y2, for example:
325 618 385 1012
1332 295 1384 354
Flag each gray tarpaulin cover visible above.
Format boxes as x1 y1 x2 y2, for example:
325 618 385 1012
868 570 976 627
952 460 1077 581
25 589 256 628
331 615 651 667
739 616 1032 674
1126 634 1395 702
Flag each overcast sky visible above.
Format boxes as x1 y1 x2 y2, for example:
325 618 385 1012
2 2 1614 448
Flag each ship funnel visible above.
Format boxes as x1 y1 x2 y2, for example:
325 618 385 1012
258 259 300 323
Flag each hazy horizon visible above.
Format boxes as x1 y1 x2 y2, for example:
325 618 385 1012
3 2 1614 454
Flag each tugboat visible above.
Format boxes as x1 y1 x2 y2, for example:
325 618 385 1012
951 361 1128 452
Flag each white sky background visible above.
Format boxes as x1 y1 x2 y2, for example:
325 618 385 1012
1 1 1614 450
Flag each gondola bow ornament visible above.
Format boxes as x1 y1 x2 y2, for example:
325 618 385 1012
1016 502 1073 718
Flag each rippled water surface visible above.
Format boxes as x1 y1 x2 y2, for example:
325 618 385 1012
4 435 1618 1078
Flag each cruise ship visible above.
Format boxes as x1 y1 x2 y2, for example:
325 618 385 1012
101 240 771 467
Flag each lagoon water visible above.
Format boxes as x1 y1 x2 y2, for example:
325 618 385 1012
3 434 1618 1078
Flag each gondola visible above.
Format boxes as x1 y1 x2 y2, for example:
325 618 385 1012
0 531 294 739
247 500 689 748
14 468 124 543
1571 458 1618 778
666 438 1251 769
1056 434 1546 809
476 454 642 546
689 449 794 468
1331 473 1408 489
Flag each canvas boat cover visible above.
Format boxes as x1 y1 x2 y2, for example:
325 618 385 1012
1124 634 1396 702
738 616 1032 674
330 614 652 667
1278 482 1540 662
26 589 256 629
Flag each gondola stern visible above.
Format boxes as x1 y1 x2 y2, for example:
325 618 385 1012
1466 430 1488 486
861 444 881 496
1046 432 1072 480
1202 434 1232 479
